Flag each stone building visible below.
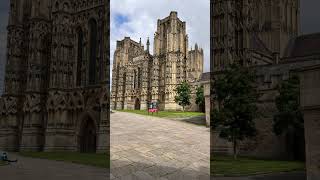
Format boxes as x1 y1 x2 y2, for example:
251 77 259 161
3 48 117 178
111 12 204 111
299 64 320 180
0 0 109 153
211 0 320 159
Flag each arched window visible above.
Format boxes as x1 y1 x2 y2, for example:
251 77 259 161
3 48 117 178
89 19 98 85
76 28 83 86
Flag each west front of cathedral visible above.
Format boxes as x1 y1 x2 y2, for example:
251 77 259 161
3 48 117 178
0 0 109 153
111 12 204 111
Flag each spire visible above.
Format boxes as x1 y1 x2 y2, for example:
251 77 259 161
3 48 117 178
139 38 142 46
195 43 198 50
146 37 150 53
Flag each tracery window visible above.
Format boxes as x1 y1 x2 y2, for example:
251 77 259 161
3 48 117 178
89 19 98 85
76 28 83 86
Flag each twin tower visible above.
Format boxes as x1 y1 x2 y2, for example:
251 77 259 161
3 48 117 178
111 11 204 111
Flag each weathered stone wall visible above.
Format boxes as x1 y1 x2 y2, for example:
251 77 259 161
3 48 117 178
300 65 320 180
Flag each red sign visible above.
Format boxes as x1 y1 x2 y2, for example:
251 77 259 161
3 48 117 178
148 108 158 113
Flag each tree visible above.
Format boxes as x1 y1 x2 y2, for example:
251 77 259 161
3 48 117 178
212 64 259 160
175 81 191 111
273 75 304 160
195 85 205 112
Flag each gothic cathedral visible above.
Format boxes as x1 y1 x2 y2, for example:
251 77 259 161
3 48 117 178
111 12 204 111
0 0 109 153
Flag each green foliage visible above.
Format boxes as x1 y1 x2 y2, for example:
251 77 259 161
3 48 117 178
273 75 303 135
174 81 192 111
19 152 109 168
273 75 304 160
195 85 205 112
212 64 259 159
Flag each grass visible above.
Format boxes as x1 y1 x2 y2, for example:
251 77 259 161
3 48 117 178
0 160 7 166
211 155 305 177
118 109 205 119
19 152 109 168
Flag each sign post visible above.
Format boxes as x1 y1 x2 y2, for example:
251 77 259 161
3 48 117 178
148 101 158 116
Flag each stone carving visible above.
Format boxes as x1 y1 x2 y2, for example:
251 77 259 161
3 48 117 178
0 0 109 153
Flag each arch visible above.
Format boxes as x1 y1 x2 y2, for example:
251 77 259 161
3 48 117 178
78 113 97 153
88 18 98 85
134 98 140 110
76 28 84 86
79 117 96 153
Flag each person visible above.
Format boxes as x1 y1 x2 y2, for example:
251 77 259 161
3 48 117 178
1 152 18 163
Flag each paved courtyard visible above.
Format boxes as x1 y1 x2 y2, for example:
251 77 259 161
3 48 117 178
110 111 210 180
0 153 107 180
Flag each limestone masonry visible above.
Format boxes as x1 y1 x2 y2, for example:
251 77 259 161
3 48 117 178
111 12 204 111
211 0 320 160
0 0 109 153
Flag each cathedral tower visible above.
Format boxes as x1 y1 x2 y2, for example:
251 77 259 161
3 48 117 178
212 0 300 70
154 11 189 110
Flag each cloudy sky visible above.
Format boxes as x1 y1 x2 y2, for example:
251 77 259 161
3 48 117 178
110 0 210 73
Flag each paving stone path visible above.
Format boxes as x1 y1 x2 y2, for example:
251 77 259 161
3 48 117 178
110 111 210 180
0 153 107 180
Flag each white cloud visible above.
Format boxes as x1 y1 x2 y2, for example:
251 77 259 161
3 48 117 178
110 0 210 75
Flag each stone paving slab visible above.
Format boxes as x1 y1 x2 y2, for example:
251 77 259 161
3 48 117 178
110 111 210 180
0 153 107 180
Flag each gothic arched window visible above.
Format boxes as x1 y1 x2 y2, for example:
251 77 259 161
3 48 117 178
88 19 98 85
76 28 83 86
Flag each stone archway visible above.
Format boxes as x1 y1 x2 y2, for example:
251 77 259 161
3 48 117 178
134 98 140 110
79 117 97 153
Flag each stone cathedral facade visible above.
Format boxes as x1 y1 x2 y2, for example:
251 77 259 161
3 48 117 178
211 0 320 159
0 0 109 153
111 12 204 111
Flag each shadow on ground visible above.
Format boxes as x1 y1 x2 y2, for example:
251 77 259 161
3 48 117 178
111 160 209 180
169 116 207 126
213 171 306 180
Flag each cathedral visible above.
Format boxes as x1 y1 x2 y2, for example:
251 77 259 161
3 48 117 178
0 0 109 153
211 0 320 159
111 12 204 111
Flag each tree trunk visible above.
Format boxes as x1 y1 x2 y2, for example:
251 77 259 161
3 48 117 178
233 137 238 160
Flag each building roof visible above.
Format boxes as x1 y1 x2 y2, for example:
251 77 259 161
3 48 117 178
250 33 273 56
283 33 320 58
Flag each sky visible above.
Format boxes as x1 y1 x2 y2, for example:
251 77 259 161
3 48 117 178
110 0 211 73
0 0 320 94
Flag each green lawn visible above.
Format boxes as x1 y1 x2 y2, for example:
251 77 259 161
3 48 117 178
118 110 204 119
211 155 305 177
0 161 7 166
19 152 109 168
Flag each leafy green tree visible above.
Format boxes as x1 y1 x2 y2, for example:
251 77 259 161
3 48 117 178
273 75 304 160
212 64 259 160
175 81 191 111
196 85 205 112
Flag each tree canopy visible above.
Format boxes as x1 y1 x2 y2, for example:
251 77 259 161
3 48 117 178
175 81 191 111
212 64 259 159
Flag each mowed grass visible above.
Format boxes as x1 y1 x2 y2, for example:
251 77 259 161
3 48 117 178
118 110 204 118
19 152 109 168
0 160 7 166
211 155 305 177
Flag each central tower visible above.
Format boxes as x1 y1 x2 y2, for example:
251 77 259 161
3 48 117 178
153 11 189 110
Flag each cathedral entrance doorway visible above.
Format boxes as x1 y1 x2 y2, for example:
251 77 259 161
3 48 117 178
79 117 96 153
135 98 140 110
